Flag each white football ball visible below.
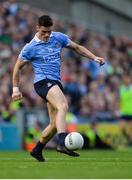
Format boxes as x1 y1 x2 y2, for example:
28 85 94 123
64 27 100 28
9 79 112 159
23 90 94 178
65 132 84 150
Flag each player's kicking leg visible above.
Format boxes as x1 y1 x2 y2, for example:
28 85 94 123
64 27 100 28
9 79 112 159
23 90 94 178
30 102 57 161
46 85 79 157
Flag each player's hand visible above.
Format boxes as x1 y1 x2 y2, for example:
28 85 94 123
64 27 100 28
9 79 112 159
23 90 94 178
94 56 105 66
12 87 23 101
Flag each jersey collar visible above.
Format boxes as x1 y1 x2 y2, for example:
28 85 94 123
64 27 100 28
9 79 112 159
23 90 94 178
34 32 53 43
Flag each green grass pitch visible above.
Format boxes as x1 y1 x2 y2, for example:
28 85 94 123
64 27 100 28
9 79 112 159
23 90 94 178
0 149 132 179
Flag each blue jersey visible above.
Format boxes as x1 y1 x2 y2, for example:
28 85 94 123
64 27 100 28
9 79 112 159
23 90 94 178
18 32 71 83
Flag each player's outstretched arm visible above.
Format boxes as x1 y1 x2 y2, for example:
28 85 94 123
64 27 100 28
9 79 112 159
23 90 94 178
12 59 27 101
67 41 105 66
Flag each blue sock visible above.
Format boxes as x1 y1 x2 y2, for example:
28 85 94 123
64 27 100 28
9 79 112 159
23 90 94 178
57 132 67 147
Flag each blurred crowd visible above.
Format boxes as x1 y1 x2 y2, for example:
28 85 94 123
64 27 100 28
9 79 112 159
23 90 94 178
0 0 132 124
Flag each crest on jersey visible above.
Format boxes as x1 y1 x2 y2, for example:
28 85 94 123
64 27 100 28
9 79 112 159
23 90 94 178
54 42 60 48
48 48 54 53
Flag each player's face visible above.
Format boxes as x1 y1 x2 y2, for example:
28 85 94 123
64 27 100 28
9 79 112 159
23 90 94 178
37 26 52 41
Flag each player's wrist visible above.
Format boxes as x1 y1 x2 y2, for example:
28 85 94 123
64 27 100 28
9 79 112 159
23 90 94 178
94 56 99 62
13 86 20 93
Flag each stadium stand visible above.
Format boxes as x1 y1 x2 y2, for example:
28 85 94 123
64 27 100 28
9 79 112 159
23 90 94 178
0 0 132 124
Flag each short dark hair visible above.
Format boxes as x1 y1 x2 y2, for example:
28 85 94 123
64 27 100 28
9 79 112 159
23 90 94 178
38 15 53 27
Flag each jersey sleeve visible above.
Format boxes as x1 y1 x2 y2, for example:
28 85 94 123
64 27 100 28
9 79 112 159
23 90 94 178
18 43 33 61
58 32 72 48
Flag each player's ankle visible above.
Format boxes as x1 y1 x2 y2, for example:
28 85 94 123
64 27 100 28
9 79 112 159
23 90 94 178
32 141 44 153
57 132 67 147
39 138 47 145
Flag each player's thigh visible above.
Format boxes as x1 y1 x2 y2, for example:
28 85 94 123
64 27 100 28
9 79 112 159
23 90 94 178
46 85 68 110
47 101 57 124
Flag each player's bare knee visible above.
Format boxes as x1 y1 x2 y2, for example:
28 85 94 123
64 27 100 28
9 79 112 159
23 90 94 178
60 102 68 112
